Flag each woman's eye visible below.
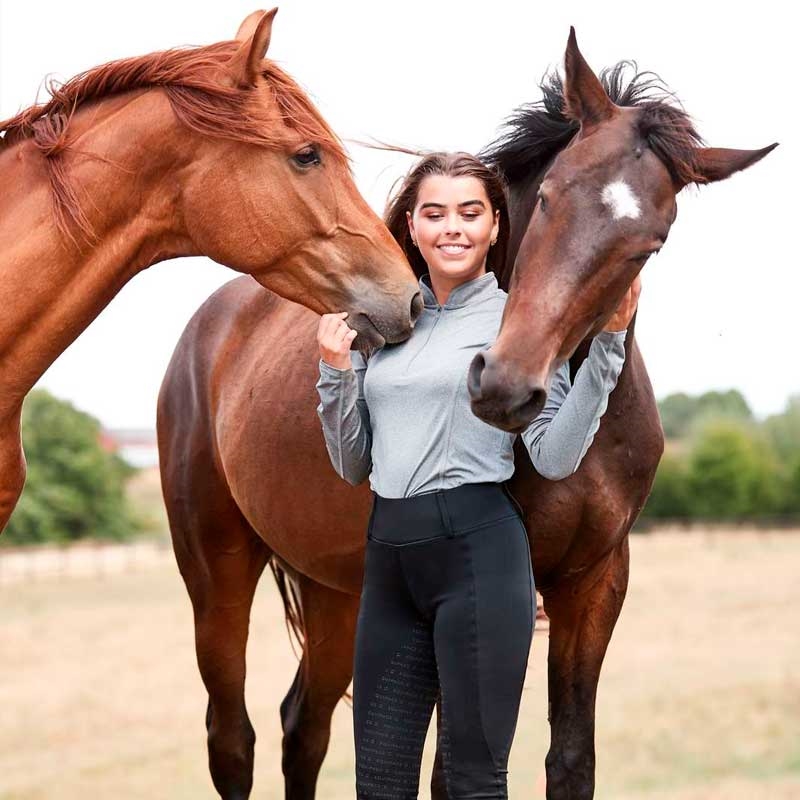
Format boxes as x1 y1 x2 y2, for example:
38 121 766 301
426 214 443 220
292 146 321 167
463 213 479 220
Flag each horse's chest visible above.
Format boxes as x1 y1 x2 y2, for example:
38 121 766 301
516 455 644 579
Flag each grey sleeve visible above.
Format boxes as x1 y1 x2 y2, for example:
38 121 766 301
315 349 373 486
519 330 627 481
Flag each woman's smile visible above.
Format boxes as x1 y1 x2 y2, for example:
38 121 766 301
437 242 473 256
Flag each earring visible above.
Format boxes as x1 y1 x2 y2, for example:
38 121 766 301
411 238 418 247
490 238 497 247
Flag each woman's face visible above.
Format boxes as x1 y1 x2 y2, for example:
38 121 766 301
407 175 500 284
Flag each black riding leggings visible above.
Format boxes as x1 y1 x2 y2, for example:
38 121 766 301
353 482 535 799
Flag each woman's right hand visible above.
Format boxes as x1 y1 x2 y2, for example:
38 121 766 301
317 311 358 370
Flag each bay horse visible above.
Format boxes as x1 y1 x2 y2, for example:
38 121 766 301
0 8 420 533
157 30 776 800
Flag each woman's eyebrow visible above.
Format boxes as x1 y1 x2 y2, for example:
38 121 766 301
419 200 486 210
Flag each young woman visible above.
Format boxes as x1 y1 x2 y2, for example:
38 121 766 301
315 152 638 799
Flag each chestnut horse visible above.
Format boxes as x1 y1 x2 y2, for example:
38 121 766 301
0 8 419 533
157 31 776 800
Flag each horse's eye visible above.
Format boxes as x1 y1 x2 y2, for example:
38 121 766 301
293 146 321 168
631 248 660 264
537 191 547 212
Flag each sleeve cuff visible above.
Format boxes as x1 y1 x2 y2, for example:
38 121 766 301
596 329 627 342
318 358 353 377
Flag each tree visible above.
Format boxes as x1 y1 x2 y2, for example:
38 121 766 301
641 453 691 520
4 390 140 545
763 395 800 469
685 419 782 520
657 392 695 440
777 455 800 515
696 390 753 424
659 389 753 440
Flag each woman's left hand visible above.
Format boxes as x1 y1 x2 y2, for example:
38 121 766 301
603 275 642 333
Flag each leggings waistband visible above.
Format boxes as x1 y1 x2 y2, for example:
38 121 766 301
368 482 523 545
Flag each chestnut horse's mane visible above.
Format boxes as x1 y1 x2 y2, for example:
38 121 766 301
0 40 347 246
481 60 707 191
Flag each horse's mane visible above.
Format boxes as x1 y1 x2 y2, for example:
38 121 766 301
481 60 707 189
0 40 347 246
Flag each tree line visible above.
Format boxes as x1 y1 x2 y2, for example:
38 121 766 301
641 390 800 522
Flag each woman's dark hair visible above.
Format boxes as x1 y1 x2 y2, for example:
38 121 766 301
383 151 510 281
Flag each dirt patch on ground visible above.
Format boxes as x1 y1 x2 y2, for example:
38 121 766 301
0 529 798 799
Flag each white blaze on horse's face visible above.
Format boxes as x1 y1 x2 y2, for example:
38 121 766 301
601 179 641 220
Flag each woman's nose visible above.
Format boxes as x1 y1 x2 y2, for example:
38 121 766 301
444 214 462 235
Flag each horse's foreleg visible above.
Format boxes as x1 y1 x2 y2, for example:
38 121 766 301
279 574 360 800
543 536 629 800
0 412 26 533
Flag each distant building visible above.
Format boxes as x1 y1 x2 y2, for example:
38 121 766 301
100 428 159 469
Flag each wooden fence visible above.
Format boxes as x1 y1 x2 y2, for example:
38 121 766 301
0 539 174 585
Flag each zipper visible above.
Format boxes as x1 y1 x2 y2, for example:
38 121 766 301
404 307 442 372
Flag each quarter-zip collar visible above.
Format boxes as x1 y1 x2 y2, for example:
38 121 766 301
419 270 499 310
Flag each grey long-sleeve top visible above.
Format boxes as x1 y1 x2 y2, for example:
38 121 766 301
315 270 626 498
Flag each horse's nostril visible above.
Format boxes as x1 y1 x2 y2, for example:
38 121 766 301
409 291 423 325
517 387 547 422
467 352 487 398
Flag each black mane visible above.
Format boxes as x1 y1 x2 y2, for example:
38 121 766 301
481 60 706 187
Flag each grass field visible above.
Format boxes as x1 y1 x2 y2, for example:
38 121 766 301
0 529 798 799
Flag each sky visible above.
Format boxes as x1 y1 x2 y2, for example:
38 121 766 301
0 1 796 428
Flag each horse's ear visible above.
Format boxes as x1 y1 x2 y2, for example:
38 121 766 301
684 143 779 187
563 27 615 127
228 8 278 88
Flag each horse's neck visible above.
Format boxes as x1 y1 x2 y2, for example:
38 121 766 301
609 311 641 405
500 170 548 292
0 92 193 417
569 311 641 417
508 180 543 265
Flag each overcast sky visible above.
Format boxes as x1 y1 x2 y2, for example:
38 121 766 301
1 1 795 428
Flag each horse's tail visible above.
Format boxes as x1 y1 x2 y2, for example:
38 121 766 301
268 557 306 660
266 555 354 705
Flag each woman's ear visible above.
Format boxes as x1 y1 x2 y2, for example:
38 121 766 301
491 209 500 243
406 210 416 243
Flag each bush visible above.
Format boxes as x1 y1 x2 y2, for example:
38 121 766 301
778 456 800 515
641 452 692 520
685 419 782 520
4 390 141 545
